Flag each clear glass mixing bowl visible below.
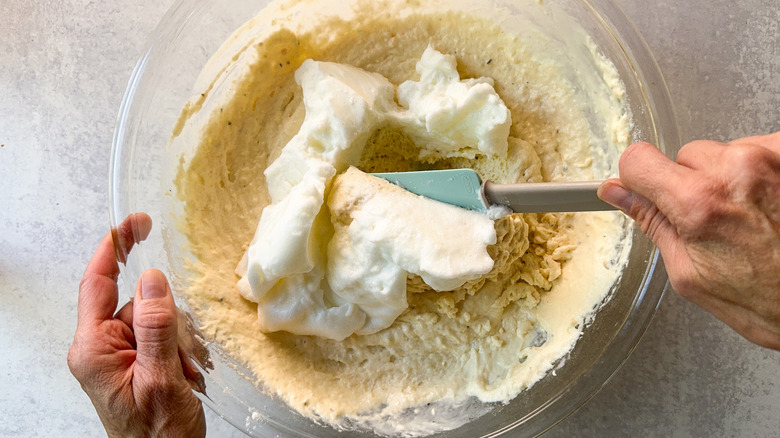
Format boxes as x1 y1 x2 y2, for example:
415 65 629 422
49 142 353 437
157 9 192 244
110 0 679 436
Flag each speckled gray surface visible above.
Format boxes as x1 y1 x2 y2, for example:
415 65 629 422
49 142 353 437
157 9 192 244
0 0 777 436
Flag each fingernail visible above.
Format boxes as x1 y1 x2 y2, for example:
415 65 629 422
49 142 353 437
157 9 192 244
598 182 634 213
140 270 167 300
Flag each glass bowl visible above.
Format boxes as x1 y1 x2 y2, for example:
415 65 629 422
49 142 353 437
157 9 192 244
110 0 679 436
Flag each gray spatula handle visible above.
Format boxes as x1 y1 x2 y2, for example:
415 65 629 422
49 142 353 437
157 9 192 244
483 181 616 213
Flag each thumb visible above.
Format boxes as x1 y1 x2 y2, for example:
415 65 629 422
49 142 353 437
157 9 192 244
133 269 180 371
598 179 682 258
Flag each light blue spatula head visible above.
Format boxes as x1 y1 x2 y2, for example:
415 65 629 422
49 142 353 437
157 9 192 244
371 169 614 213
371 169 487 212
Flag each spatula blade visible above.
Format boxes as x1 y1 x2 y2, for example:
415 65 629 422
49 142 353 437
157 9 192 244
371 169 615 213
371 169 487 212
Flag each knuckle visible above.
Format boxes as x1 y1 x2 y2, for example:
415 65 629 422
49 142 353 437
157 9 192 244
669 274 698 299
66 345 82 376
78 274 95 293
677 140 701 155
687 139 722 149
723 145 779 197
675 183 728 235
135 305 177 331
620 141 653 168
675 145 693 164
79 273 116 296
726 144 776 174
630 198 667 241
66 340 95 386
686 201 721 231
666 263 703 300
677 140 717 164
670 282 692 299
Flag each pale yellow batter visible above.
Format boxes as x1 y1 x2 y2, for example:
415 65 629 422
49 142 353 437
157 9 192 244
170 0 631 434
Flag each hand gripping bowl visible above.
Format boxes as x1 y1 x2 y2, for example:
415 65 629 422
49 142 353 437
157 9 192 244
110 0 679 436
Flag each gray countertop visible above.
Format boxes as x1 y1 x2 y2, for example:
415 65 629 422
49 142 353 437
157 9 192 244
1 0 777 436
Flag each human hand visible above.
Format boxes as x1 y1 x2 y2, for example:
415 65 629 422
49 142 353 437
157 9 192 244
68 213 206 437
598 132 780 351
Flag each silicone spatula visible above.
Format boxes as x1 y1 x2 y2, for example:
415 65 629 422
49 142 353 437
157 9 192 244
371 169 615 213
